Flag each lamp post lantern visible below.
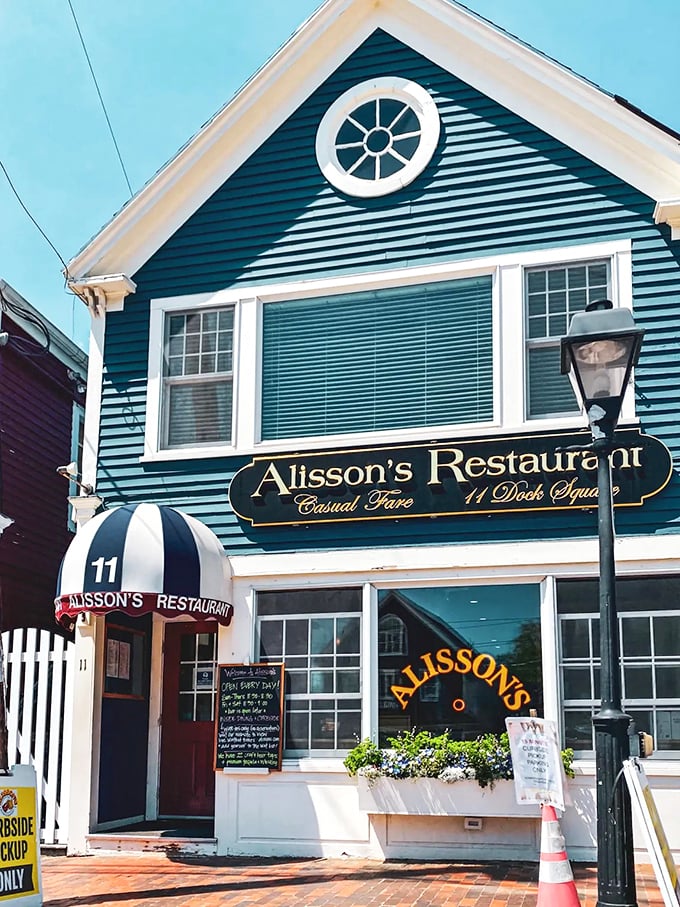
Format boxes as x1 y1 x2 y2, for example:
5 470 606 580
561 299 644 907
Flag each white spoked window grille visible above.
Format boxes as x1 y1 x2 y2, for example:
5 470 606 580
525 260 610 418
162 308 234 448
316 77 440 197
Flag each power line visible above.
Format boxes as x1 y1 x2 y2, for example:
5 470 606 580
0 160 70 274
0 158 92 314
66 0 133 197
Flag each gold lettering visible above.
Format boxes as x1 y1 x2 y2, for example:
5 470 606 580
307 467 326 488
401 664 430 688
581 452 598 471
294 494 360 515
504 688 531 711
365 463 387 485
325 467 343 487
391 684 417 709
395 462 413 482
454 648 473 674
518 453 541 475
343 466 365 486
420 651 438 678
473 653 497 681
539 451 563 473
488 665 520 696
465 456 487 478
364 489 414 512
252 462 290 498
565 450 580 471
428 448 466 485
436 648 454 673
486 455 507 476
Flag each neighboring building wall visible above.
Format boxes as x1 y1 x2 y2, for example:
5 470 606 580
0 287 87 631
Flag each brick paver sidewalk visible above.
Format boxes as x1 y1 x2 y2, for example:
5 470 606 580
39 854 665 907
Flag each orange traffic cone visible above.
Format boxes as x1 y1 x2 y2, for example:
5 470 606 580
537 804 582 907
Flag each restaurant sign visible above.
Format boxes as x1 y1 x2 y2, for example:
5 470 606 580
228 427 672 527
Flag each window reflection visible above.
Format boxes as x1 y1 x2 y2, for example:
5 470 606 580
377 586 542 745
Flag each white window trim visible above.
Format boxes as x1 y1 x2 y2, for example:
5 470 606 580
143 239 634 463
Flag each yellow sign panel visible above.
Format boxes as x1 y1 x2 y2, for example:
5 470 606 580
0 766 42 905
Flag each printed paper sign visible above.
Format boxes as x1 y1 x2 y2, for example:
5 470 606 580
505 716 565 810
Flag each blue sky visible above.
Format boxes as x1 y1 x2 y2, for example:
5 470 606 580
1 0 678 352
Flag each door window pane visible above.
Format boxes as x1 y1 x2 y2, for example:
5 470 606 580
175 630 216 722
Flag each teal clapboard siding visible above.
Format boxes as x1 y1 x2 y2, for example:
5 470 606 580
96 29 680 554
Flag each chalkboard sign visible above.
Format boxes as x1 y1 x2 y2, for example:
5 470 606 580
215 663 284 770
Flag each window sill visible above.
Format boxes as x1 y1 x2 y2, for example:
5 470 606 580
281 758 349 773
140 445 239 462
572 758 680 776
138 415 631 464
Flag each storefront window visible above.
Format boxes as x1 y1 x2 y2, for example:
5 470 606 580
257 588 362 756
377 585 542 745
558 577 680 755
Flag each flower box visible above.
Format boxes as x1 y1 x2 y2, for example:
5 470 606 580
356 776 540 818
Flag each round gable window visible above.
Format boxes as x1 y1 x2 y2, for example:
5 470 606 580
316 77 440 198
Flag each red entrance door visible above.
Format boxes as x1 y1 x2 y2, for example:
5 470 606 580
159 621 217 816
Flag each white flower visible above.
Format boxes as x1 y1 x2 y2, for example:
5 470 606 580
438 766 476 784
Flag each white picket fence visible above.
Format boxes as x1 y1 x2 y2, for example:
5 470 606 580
2 628 75 845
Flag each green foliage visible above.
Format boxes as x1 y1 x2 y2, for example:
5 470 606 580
344 729 575 790
561 747 575 778
343 737 382 776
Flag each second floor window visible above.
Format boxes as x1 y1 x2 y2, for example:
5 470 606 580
162 308 234 448
525 260 609 418
261 276 493 441
146 241 632 458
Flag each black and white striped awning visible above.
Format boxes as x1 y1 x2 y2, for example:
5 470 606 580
55 503 233 629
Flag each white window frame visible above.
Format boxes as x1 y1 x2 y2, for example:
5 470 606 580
143 239 634 462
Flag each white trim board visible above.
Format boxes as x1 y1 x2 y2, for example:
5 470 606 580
65 0 680 284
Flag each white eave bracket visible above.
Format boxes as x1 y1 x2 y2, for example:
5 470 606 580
67 274 137 315
654 200 680 241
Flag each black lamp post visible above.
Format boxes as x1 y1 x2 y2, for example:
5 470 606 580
561 299 644 907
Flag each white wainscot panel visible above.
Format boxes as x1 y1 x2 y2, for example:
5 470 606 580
560 768 680 863
236 774 372 851
559 775 597 862
383 814 539 862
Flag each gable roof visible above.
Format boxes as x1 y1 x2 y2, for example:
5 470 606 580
66 0 680 287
